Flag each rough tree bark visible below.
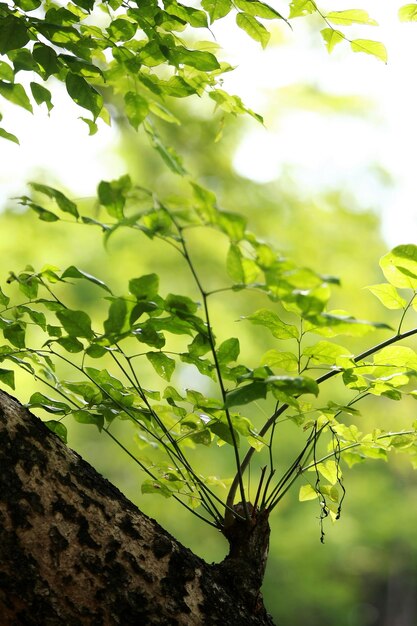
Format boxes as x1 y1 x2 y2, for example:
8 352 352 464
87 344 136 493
0 390 275 625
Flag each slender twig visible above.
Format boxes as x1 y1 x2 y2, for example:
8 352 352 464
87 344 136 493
47 348 235 520
167 210 249 522
112 347 224 521
302 429 417 472
104 428 222 529
398 293 416 334
252 465 267 512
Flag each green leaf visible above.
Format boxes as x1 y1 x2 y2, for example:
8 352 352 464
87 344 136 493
3 323 25 348
84 368 127 397
163 76 196 98
373 346 417 369
30 204 59 222
320 28 344 53
148 101 180 125
0 127 19 144
308 311 391 337
44 420 67 443
29 183 79 218
129 274 159 299
360 443 388 461
180 353 215 379
0 82 33 113
0 61 14 82
80 117 98 135
218 212 247 242
191 182 218 223
141 479 172 498
61 266 112 293
108 17 137 40
130 301 158 325
367 283 407 309
14 0 42 9
188 333 211 357
399 4 417 21
234 0 286 20
326 10 378 26
299 484 318 501
164 0 208 27
72 0 95 10
56 336 84 353
236 12 270 48
201 0 232 22
23 307 46 330
316 460 339 485
342 451 365 468
170 46 220 71
231 412 257 437
7 48 36 73
86 343 108 358
0 287 10 307
217 338 240 364
13 271 38 299
65 73 103 119
0 368 15 390
209 420 237 446
225 381 267 407
33 44 60 79
188 428 212 445
350 39 387 63
266 375 319 397
342 368 368 391
63 380 101 402
226 244 245 282
0 16 30 54
104 298 128 335
134 324 165 349
289 0 316 18
303 340 351 365
146 351 175 381
260 350 298 372
165 294 198 315
98 175 132 219
72 409 104 431
56 309 94 339
380 245 417 289
244 309 299 339
30 82 53 112
29 392 70 414
124 91 149 130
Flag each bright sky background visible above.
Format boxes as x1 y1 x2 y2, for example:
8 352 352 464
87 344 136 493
1 0 416 246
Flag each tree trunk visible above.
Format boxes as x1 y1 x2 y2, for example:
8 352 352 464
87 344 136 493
0 390 274 625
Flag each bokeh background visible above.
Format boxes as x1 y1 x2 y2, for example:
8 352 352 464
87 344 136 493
1 2 417 624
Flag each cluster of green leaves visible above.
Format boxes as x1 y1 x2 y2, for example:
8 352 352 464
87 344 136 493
289 0 417 63
2 0 415 145
289 1 387 62
0 0 287 143
2 178 417 534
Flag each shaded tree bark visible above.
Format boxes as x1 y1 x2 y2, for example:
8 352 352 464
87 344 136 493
0 390 274 625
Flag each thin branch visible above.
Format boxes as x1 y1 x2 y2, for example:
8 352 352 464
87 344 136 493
167 210 249 523
226 326 417 512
